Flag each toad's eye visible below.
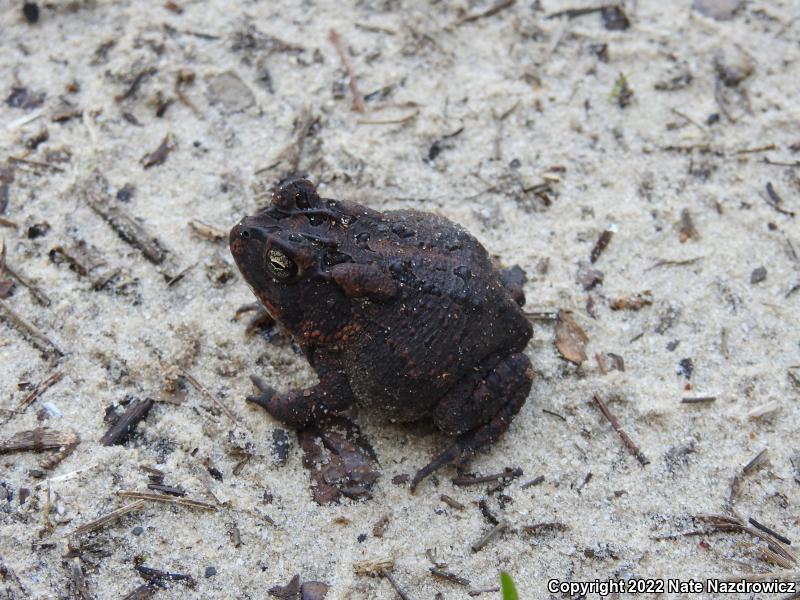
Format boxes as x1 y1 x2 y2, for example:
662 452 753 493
265 248 297 280
295 191 310 209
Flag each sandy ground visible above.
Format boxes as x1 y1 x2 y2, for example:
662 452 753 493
1 0 799 598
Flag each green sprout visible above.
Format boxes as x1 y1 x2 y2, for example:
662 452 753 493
500 572 519 600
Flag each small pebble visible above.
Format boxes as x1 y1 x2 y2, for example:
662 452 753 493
750 266 767 284
131 526 144 536
205 566 217 578
23 2 39 23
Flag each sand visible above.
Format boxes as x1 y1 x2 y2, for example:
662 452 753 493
1 0 799 598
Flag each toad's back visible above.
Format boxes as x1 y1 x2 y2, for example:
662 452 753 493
335 208 533 421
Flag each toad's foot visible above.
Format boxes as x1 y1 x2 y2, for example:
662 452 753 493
410 352 533 493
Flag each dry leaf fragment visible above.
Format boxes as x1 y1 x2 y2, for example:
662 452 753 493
610 291 653 311
555 309 589 365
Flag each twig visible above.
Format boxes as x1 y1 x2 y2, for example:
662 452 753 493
764 182 795 217
174 69 200 116
742 448 768 475
592 394 649 465
471 521 507 552
0 299 64 355
381 569 415 600
100 398 155 446
329 29 365 113
735 144 777 154
136 565 195 587
429 567 470 586
7 156 64 173
122 584 156 600
457 0 515 24
452 467 522 486
67 500 146 537
2 259 52 306
521 475 545 489
17 371 63 412
590 229 613 263
645 257 704 271
81 173 168 265
356 110 419 125
440 494 465 510
188 219 227 241
681 396 716 404
547 4 618 19
180 367 240 426
116 491 218 511
69 557 91 600
749 517 792 545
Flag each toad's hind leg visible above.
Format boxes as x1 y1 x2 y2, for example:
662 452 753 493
410 352 533 492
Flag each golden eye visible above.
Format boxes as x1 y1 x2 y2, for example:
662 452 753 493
266 248 297 280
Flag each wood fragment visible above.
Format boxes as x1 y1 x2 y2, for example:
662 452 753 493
523 522 568 535
67 500 146 537
471 521 507 552
115 67 157 103
468 587 500 597
590 229 613 263
17 370 63 412
69 557 91 600
329 29 365 113
430 567 470 586
381 569 414 600
165 262 195 287
136 564 195 587
122 584 156 600
39 434 79 470
174 69 200 116
547 4 618 19
440 494 465 510
7 156 64 173
2 257 51 306
742 448 768 475
452 467 522 486
81 173 169 265
0 428 77 454
764 182 796 217
457 0 515 24
748 517 792 545
188 219 227 241
693 514 798 565
679 208 699 242
592 394 649 465
100 398 155 446
356 110 420 125
542 408 566 421
645 257 704 271
146 483 186 497
116 491 218 511
610 291 653 311
735 144 777 154
180 367 240 426
353 558 395 577
141 133 176 169
521 475 545 489
681 396 716 404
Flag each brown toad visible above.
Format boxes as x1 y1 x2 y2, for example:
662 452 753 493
230 179 533 491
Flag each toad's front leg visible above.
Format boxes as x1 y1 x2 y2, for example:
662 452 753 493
247 370 354 428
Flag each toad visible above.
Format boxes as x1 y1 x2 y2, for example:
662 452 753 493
230 179 533 491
